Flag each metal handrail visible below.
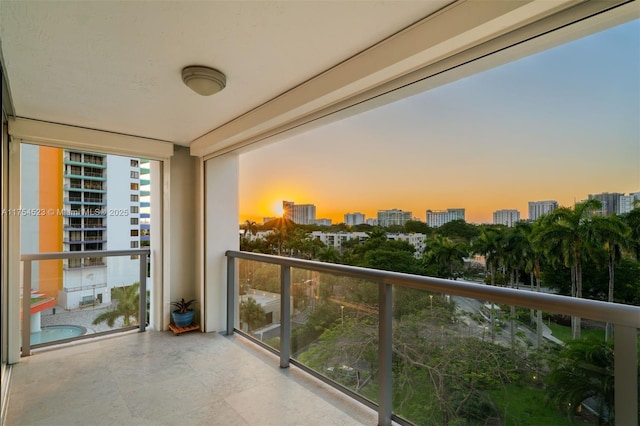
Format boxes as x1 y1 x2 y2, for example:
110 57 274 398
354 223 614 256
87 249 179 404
227 251 639 327
226 250 639 426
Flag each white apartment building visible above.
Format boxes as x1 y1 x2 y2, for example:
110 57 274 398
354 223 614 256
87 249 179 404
377 209 412 227
493 209 521 227
528 200 558 221
311 231 368 252
21 147 143 309
344 212 365 226
312 231 425 258
426 208 465 228
315 218 332 226
387 233 426 258
283 200 316 225
619 192 640 214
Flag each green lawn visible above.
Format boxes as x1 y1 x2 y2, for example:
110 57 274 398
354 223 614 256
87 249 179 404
489 384 575 426
547 323 605 343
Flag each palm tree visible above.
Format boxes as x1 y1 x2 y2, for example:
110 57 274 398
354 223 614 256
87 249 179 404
587 215 630 341
622 203 640 261
536 199 601 339
472 226 503 286
426 235 468 280
518 221 545 347
92 282 140 327
546 338 615 424
242 219 258 237
501 225 530 345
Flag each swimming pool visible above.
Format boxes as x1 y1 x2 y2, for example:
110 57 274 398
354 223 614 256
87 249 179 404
30 325 87 345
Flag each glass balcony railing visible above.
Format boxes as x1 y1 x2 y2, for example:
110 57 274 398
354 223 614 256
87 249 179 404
226 251 639 426
20 249 150 355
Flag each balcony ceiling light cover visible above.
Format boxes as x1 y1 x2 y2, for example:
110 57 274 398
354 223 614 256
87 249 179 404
182 66 226 96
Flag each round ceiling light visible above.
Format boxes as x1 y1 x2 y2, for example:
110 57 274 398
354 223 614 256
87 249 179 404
181 66 226 96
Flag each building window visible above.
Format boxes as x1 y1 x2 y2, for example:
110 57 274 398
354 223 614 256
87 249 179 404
69 152 82 162
131 229 139 237
130 194 139 202
131 241 139 248
130 183 139 190
131 218 139 225
130 171 139 179
130 206 139 213
131 159 139 167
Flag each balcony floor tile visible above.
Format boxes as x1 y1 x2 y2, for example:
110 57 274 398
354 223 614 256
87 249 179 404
6 331 378 425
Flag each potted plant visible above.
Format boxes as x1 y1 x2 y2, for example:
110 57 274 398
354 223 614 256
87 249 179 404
171 298 197 327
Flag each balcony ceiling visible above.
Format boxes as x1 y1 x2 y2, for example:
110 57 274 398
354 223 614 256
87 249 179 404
0 1 453 146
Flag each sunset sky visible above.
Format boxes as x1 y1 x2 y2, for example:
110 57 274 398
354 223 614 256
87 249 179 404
239 19 639 225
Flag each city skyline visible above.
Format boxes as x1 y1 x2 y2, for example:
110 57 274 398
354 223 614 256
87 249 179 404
239 19 639 225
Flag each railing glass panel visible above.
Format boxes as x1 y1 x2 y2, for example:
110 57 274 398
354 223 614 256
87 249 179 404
228 251 639 426
21 250 149 354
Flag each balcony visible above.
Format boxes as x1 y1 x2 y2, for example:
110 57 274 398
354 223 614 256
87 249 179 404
3 2 639 426
5 331 377 425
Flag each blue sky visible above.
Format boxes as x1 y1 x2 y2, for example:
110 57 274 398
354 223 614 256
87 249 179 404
240 18 639 224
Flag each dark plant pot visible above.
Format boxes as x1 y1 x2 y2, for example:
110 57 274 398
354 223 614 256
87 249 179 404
172 310 195 327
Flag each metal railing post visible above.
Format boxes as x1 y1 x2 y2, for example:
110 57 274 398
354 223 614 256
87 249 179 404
138 252 147 332
21 260 32 357
280 265 291 368
378 281 392 426
614 324 637 425
226 256 236 335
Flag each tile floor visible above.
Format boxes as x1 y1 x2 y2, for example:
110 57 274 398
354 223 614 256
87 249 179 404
5 331 378 425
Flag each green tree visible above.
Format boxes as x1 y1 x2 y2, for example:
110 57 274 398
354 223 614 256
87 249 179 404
240 296 266 332
315 246 341 263
435 219 479 244
241 219 258 237
622 204 640 261
92 282 140 327
535 199 602 339
472 226 504 286
424 235 468 279
586 215 631 340
546 338 616 424
404 220 432 235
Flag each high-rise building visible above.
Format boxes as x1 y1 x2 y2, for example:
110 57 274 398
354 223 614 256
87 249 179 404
619 192 640 214
493 209 520 227
344 212 365 226
528 200 558 221
377 209 412 227
21 146 144 309
425 208 465 228
283 200 316 225
315 218 332 226
588 192 624 216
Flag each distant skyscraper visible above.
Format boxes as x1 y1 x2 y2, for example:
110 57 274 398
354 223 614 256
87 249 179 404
366 218 378 226
493 209 520 227
344 212 365 226
619 192 640 214
588 192 624 215
377 209 412 227
528 200 558 221
315 218 332 226
283 200 316 225
426 209 465 228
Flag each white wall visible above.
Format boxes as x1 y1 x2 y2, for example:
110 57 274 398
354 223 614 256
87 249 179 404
204 154 239 332
164 146 198 328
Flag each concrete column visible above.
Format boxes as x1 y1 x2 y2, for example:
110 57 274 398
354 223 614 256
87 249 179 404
204 154 239 332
